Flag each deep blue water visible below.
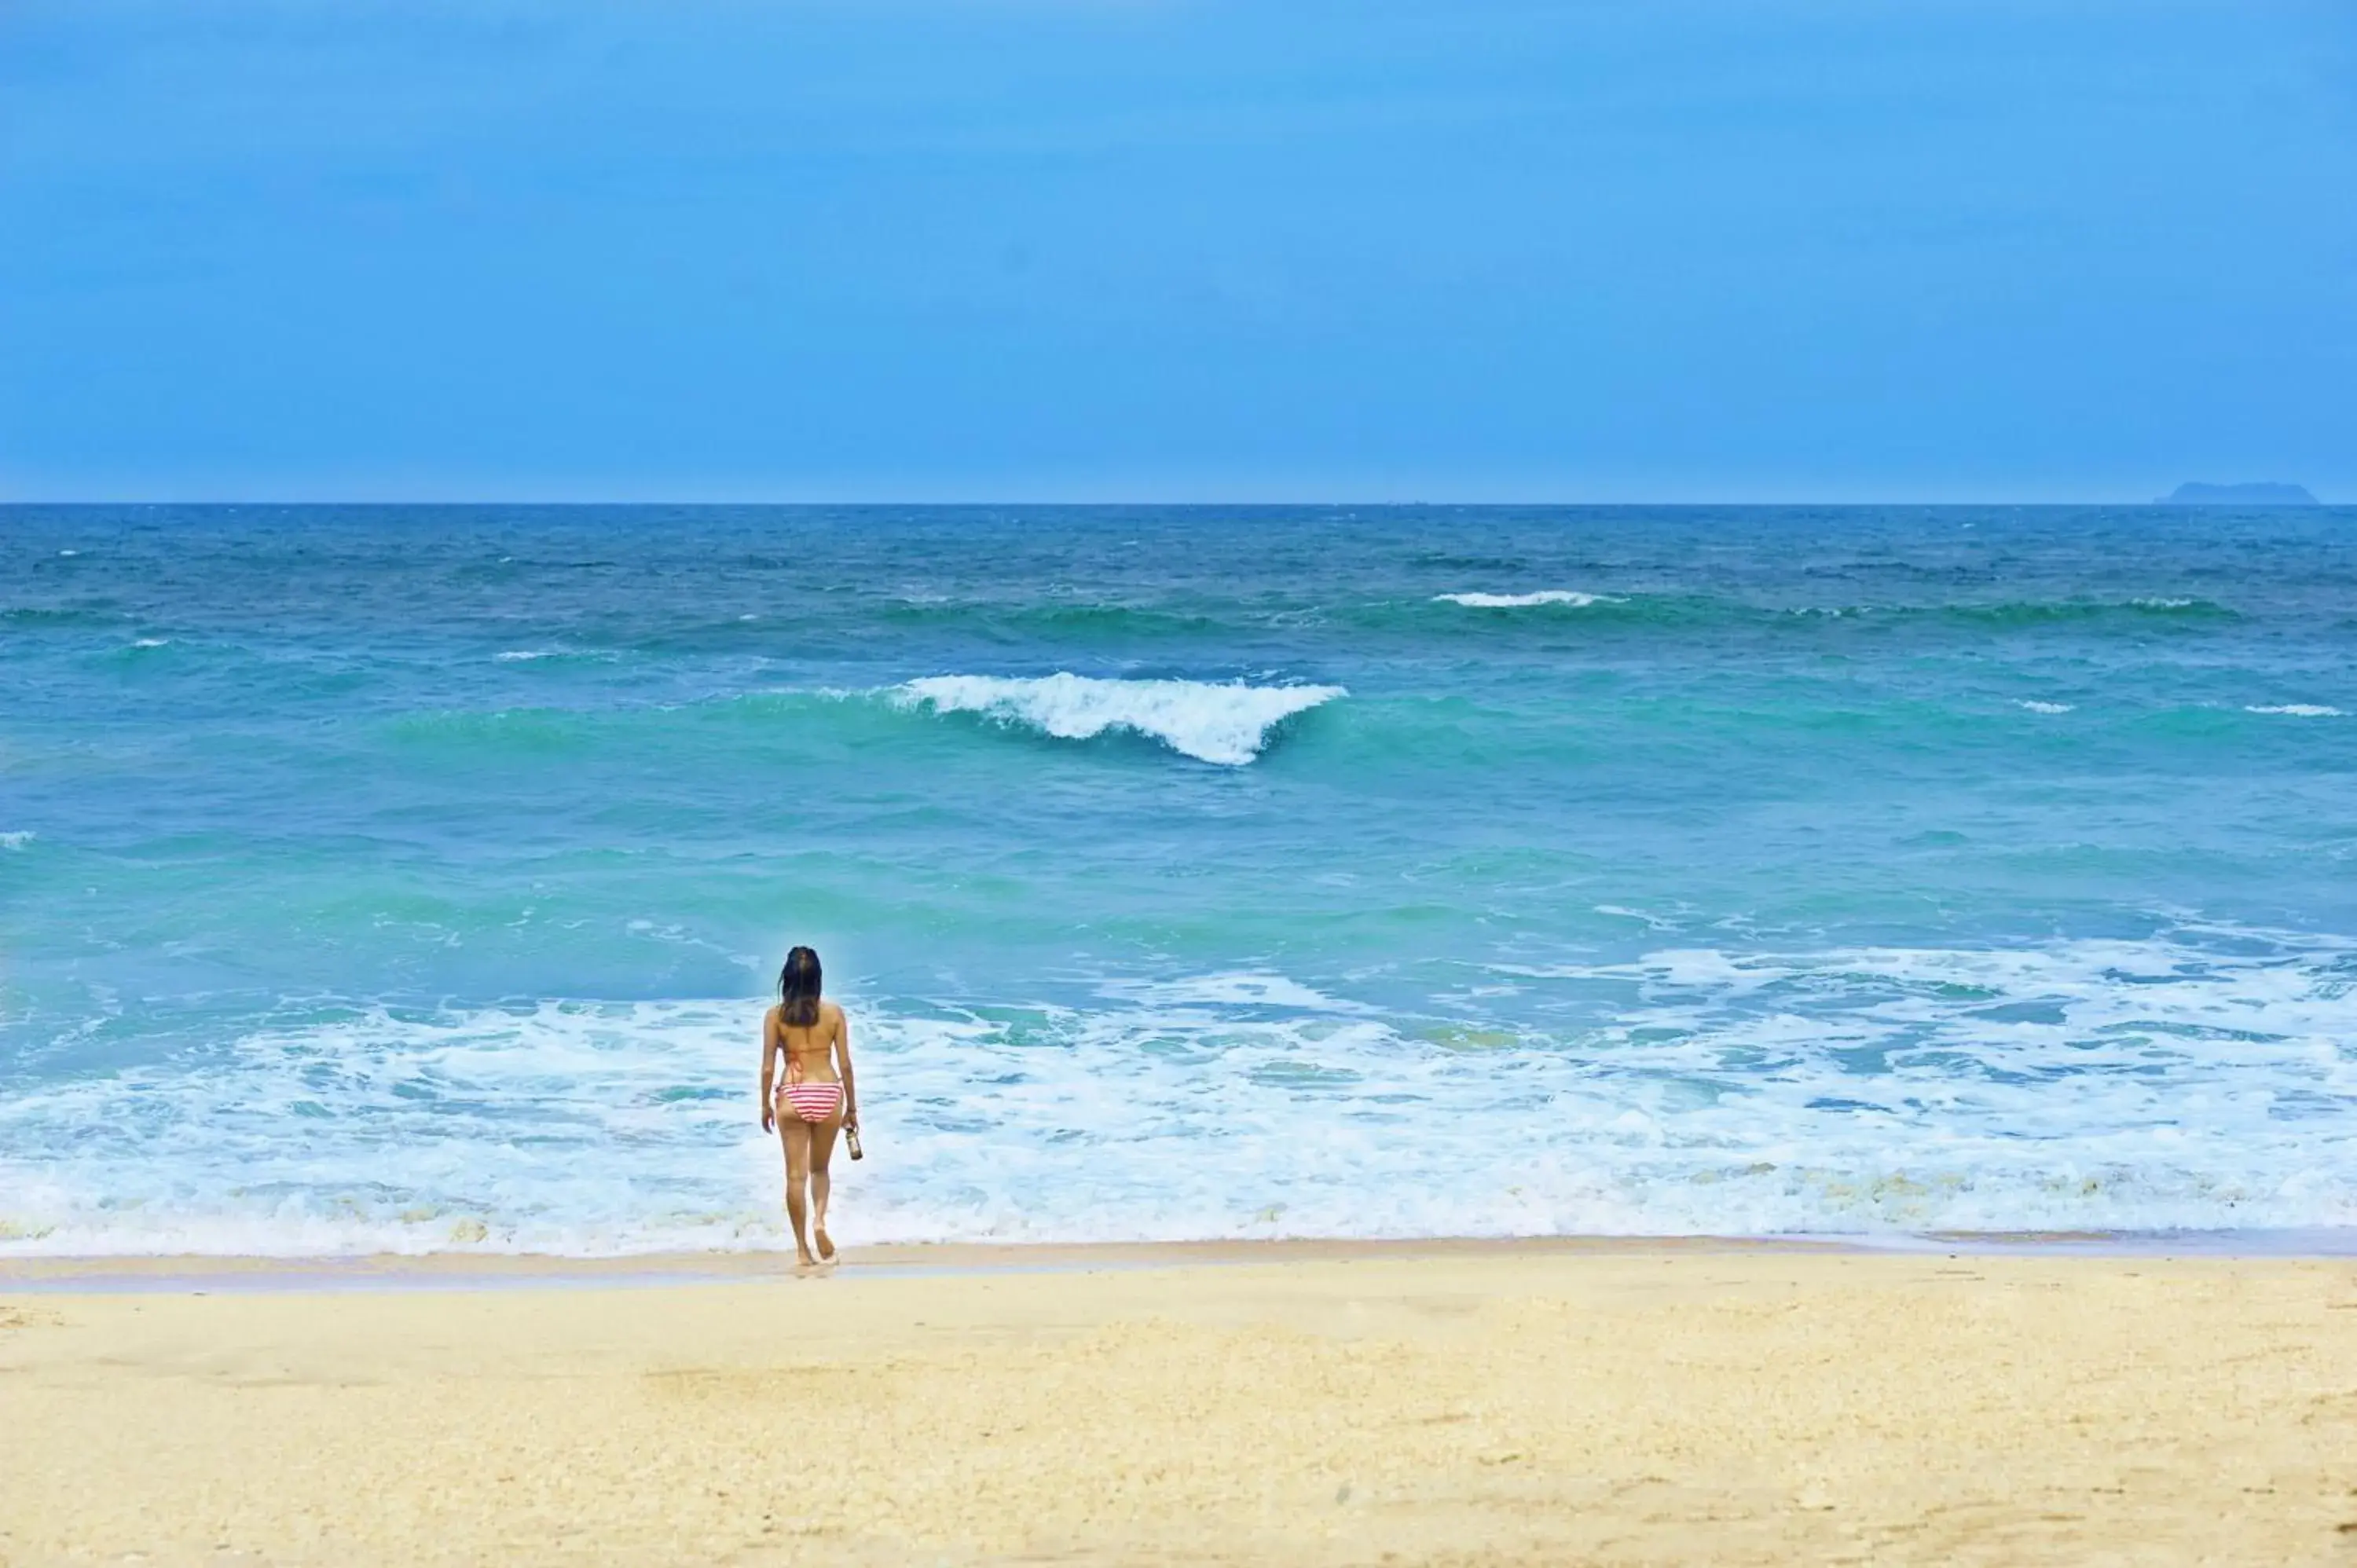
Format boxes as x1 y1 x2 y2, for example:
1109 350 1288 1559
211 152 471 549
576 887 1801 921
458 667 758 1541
3 504 2354 1253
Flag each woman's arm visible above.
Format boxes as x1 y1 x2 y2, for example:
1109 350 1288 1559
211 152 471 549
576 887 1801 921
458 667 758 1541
757 1009 778 1133
834 1006 858 1129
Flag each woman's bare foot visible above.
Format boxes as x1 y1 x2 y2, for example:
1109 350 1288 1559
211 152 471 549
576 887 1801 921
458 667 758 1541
794 1248 819 1270
815 1225 836 1262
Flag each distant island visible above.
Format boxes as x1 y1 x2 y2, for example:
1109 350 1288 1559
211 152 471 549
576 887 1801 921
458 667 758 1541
2156 482 2321 506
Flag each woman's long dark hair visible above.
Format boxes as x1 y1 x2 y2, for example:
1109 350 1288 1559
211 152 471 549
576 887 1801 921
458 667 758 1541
778 945 823 1028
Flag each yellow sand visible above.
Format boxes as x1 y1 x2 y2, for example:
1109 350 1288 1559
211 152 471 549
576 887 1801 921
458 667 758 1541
3 1245 2354 1566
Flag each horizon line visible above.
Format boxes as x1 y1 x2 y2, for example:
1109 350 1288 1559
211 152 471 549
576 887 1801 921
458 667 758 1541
0 496 2338 510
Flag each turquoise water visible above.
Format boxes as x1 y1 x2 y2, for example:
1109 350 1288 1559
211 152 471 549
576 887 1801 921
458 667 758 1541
3 504 2355 1253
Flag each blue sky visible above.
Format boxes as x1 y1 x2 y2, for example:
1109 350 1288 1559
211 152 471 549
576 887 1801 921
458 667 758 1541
2 0 2350 501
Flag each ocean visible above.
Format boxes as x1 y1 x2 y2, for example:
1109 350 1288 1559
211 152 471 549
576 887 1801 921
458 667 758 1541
3 504 2353 1255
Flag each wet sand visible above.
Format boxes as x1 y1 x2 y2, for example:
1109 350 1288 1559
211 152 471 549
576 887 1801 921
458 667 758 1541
4 1242 2353 1565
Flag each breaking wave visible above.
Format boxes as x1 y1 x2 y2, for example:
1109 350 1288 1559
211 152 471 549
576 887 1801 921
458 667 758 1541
888 674 1345 765
1434 590 1620 609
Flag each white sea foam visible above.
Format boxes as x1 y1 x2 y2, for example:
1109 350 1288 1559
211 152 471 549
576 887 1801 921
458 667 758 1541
2132 597 2196 609
2017 700 2075 714
1098 971 1365 1011
493 647 623 666
0 831 32 850
889 673 1344 765
2245 704 2343 718
56 548 78 557
130 637 170 649
1434 590 1617 609
1594 903 1680 930
2 930 2353 1256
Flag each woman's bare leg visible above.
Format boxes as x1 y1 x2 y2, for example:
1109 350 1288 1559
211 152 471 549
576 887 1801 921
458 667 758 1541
779 1118 816 1266
808 1110 844 1261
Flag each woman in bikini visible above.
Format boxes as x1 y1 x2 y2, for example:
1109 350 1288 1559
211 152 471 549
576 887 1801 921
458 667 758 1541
759 945 859 1267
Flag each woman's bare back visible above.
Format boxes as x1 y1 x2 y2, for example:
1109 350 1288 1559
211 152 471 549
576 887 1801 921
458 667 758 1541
770 999 845 1083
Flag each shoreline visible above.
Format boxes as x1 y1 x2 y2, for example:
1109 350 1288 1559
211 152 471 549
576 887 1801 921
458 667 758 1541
5 1226 2355 1293
0 1236 1846 1294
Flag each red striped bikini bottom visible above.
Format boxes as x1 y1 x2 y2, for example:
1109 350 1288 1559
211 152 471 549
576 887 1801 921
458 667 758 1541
778 1079 843 1124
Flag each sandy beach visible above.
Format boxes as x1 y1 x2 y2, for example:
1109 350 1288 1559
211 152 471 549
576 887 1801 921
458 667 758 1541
3 1243 2353 1566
